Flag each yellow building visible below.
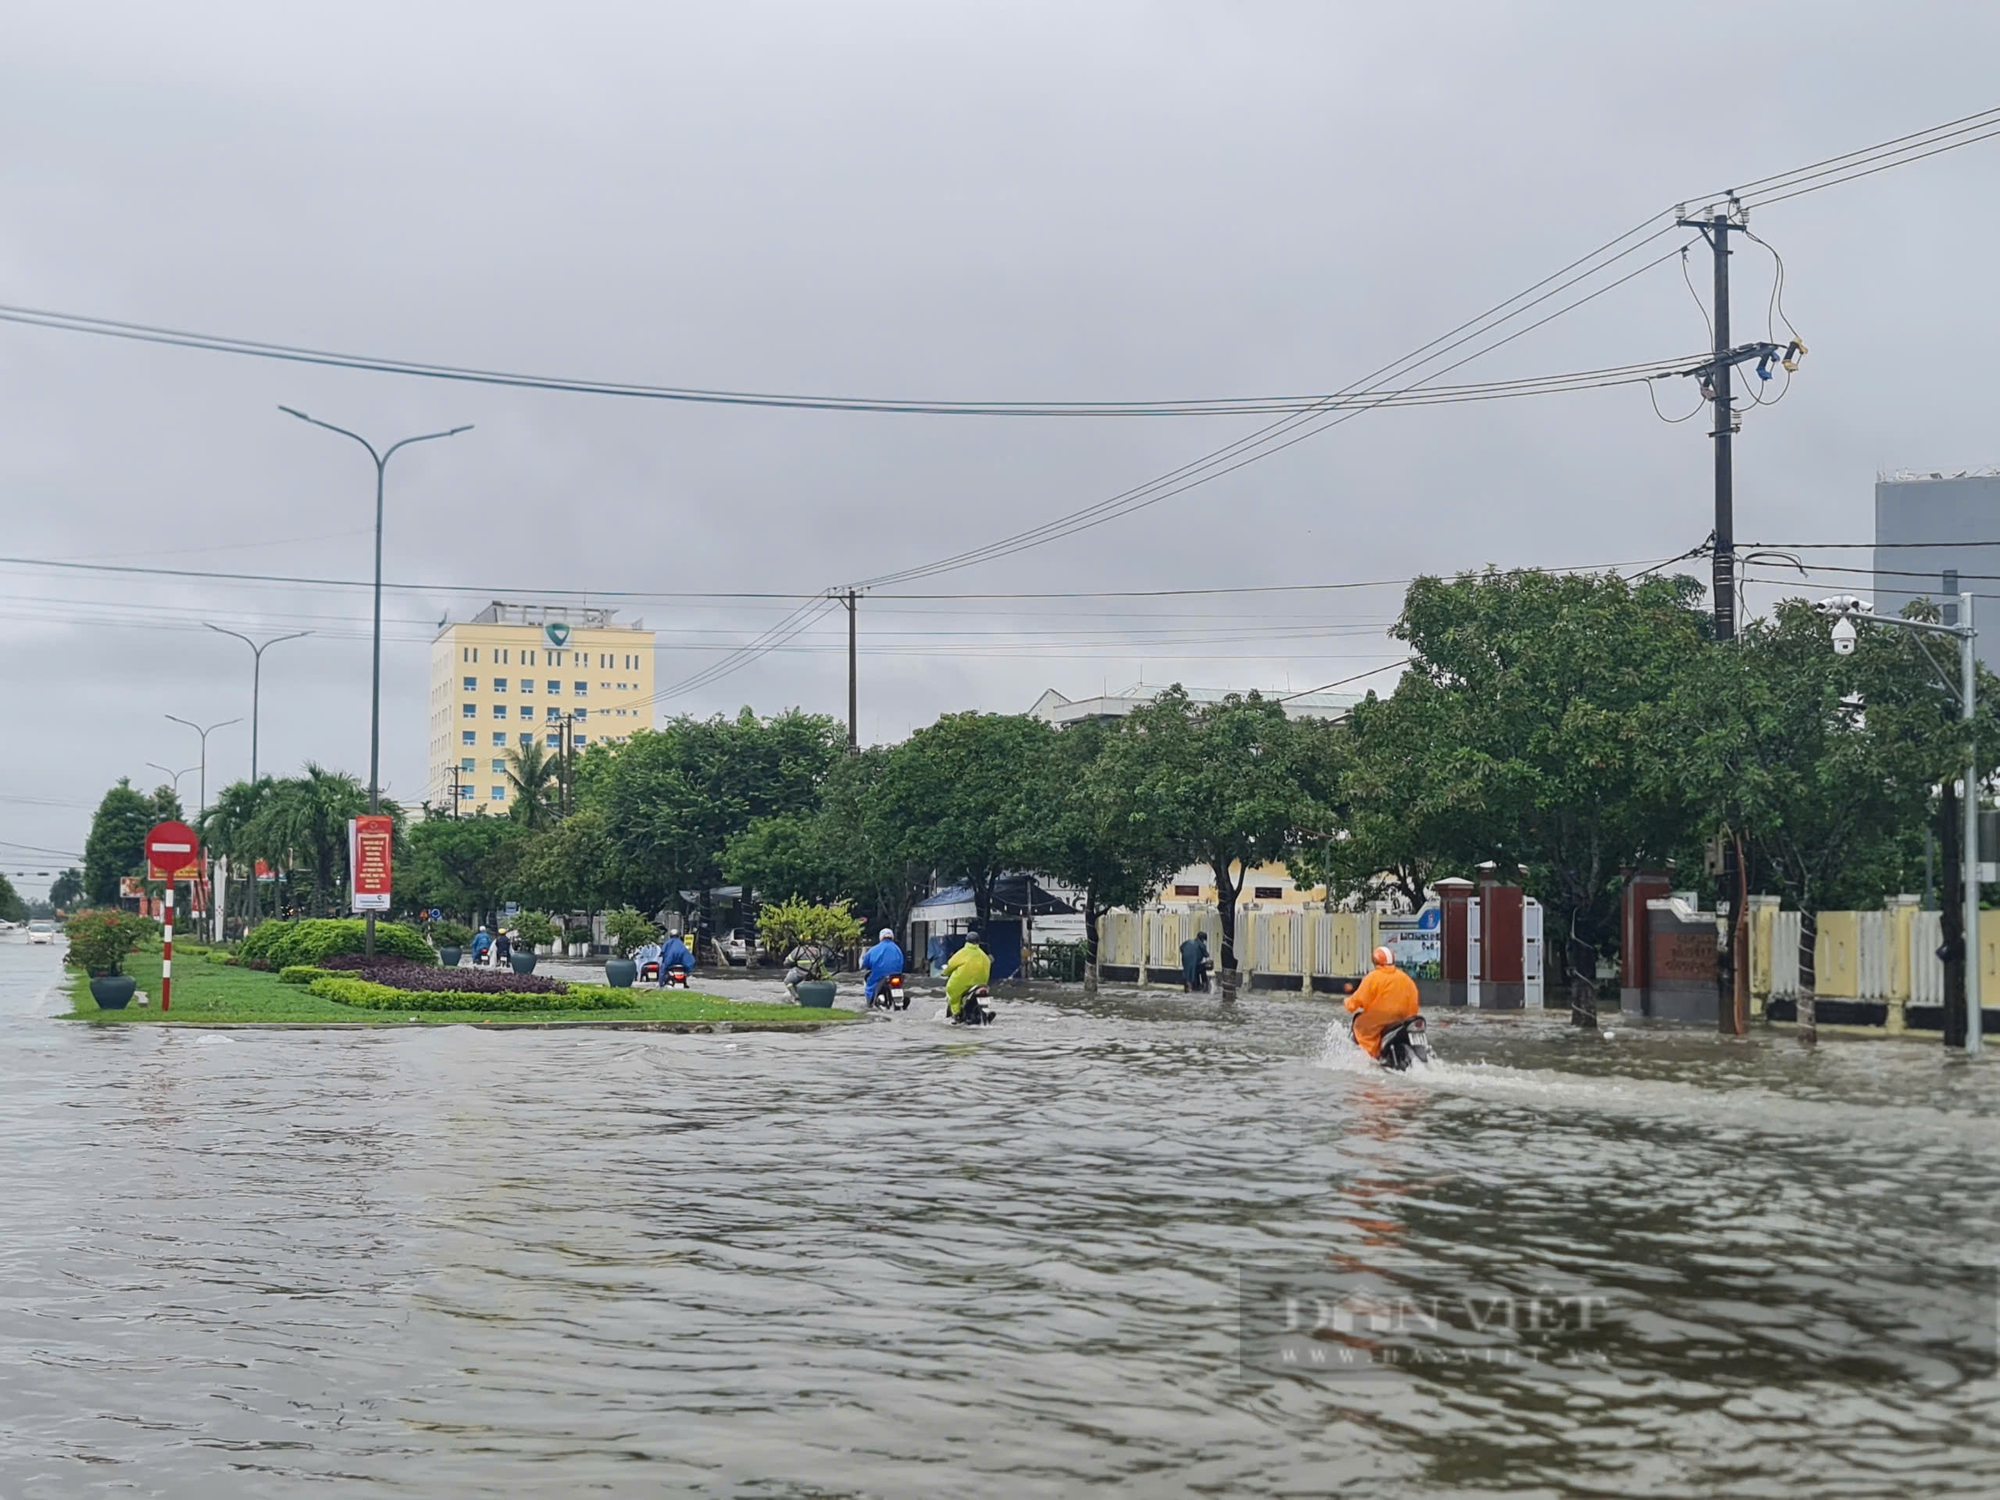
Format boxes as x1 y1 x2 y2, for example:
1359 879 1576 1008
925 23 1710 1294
428 602 656 815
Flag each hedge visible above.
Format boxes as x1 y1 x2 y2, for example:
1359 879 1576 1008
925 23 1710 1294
239 919 434 971
305 975 638 1014
278 965 330 985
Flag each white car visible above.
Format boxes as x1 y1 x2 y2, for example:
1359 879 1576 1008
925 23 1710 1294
27 920 57 945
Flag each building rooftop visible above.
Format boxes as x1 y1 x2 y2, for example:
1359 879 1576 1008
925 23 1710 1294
462 601 645 629
1029 683 1362 726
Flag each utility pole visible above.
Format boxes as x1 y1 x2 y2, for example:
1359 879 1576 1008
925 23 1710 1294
844 589 859 751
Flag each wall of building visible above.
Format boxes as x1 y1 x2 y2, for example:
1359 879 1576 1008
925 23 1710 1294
1873 473 2000 673
427 616 656 815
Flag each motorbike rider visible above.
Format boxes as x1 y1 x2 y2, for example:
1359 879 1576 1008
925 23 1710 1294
470 926 493 966
861 927 904 1007
1345 945 1420 1060
943 929 992 1022
657 930 695 987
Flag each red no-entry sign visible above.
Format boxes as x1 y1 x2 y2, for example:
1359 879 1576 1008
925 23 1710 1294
145 821 201 882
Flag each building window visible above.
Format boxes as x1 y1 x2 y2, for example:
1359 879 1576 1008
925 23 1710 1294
462 703 477 718
461 730 476 745
462 675 476 691
491 758 506 773
492 704 507 719
492 732 507 747
573 708 587 722
493 678 508 692
520 678 534 693
1254 886 1283 900
460 757 475 772
499 649 509 665
1174 884 1200 897
574 681 588 695
546 706 560 721
523 649 536 666
575 736 588 746
546 733 560 748
458 784 474 799
519 705 534 719
547 679 561 694
492 786 506 801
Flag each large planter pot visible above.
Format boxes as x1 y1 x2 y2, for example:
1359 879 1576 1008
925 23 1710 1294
89 975 137 1010
438 946 462 968
795 979 837 1009
510 952 538 975
604 958 637 989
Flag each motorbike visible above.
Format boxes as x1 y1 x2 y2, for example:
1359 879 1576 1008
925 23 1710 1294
868 973 909 1011
662 964 691 990
1364 1014 1433 1072
951 983 997 1026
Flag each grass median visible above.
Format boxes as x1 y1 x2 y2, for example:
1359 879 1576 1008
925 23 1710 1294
65 947 856 1029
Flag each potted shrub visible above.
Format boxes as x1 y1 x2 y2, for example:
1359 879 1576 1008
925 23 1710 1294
510 911 557 973
757 897 862 1008
66 908 157 1009
602 907 654 989
432 920 472 967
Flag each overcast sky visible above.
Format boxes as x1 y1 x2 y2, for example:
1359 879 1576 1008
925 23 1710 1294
5 2 1999 889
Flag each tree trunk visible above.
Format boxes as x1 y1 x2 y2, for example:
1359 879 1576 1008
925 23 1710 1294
1941 779 1969 1050
1567 909 1597 1029
1210 856 1240 1000
1082 891 1100 994
1796 908 1818 1047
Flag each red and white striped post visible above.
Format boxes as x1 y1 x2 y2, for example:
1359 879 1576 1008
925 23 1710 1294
161 881 173 1013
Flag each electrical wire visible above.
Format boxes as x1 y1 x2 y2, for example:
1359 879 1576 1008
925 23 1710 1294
1680 244 1713 346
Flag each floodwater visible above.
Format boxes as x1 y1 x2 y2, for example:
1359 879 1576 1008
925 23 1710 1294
3 939 1998 1498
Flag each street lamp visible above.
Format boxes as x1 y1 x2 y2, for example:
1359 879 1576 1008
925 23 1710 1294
205 625 310 783
280 405 471 958
145 762 199 804
163 714 241 820
1818 591 1981 1056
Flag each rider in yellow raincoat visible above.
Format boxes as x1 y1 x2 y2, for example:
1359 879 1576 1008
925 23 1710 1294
943 932 991 1018
1345 946 1420 1058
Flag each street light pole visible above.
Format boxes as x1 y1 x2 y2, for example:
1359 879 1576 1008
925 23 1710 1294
1822 594 1981 1056
164 714 242 820
280 406 471 958
204 624 311 783
145 762 199 805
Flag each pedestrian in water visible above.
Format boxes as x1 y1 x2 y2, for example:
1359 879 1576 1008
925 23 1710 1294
1180 929 1209 992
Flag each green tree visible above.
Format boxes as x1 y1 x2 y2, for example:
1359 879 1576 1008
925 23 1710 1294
1662 596 1998 1039
404 812 526 923
196 777 278 928
872 712 1053 932
0 872 24 923
511 808 621 916
584 709 844 915
49 868 85 912
83 779 158 905
1029 720 1182 992
1383 569 1707 1019
1290 687 1455 910
249 765 371 916
504 740 562 830
1104 688 1335 992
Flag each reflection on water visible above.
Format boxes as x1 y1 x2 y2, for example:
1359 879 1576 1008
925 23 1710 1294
2 940 1997 1496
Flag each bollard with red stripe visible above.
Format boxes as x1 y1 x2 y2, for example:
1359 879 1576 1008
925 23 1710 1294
145 821 200 1014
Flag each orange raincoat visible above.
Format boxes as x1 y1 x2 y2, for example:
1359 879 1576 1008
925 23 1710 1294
1344 964 1420 1058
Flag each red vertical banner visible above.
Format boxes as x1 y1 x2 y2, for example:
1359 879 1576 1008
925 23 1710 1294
349 815 394 912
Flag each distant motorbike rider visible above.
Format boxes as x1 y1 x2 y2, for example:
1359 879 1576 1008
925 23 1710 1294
861 927 904 1008
657 931 695 987
1345 946 1420 1060
943 930 992 1022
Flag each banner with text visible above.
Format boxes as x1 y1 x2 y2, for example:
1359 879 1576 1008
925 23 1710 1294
348 815 394 912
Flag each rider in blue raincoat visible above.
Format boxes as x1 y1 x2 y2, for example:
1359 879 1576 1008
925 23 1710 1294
860 928 904 1004
656 932 695 985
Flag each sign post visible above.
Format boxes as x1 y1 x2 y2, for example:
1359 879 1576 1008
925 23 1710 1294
145 820 201 1013
348 815 394 913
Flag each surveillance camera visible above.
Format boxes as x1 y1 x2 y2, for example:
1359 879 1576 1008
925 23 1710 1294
1831 616 1858 655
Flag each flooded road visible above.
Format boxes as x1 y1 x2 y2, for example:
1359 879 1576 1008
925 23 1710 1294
3 938 1997 1497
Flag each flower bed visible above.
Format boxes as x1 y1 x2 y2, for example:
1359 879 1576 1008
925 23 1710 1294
316 954 569 994
305 975 636 1013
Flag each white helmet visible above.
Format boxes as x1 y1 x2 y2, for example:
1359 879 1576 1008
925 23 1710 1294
880 928 894 940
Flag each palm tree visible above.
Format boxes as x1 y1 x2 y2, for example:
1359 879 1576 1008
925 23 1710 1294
251 765 369 916
505 741 561 830
197 777 276 930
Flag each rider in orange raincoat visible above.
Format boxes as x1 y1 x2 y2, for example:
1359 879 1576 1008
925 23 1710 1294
1345 946 1420 1058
